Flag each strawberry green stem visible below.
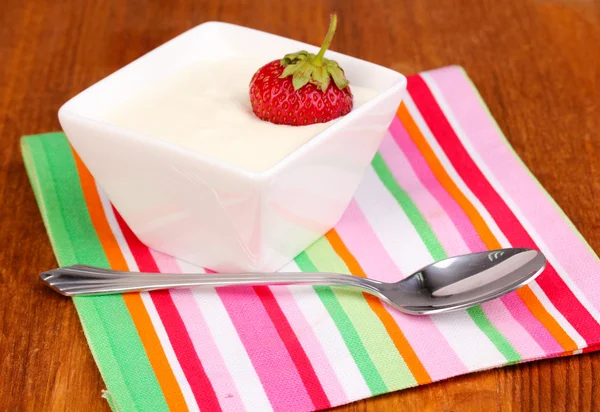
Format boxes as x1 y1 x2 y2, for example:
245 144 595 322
279 12 349 91
313 13 337 65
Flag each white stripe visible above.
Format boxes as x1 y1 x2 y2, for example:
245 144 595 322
176 259 207 274
380 131 471 257
269 287 348 403
271 261 350 403
140 292 201 412
351 169 506 369
528 281 586 348
96 186 139 271
429 310 508 369
176 259 273 410
279 261 372 399
183 258 362 404
403 94 512 248
354 166 434 275
421 72 600 335
191 289 274 412
97 192 200 411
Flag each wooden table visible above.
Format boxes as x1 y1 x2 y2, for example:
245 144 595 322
1 0 599 410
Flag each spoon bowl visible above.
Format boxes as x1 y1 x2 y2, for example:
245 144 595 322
375 248 545 314
40 248 546 315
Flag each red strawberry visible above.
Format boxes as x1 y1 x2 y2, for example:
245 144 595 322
249 13 353 126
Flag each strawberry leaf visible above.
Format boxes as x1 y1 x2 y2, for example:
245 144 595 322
280 63 297 79
281 51 311 66
312 66 330 92
326 64 349 89
292 61 314 90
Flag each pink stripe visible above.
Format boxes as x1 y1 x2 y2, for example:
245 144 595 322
480 299 545 358
217 287 314 411
385 119 552 356
429 67 600 315
499 292 564 354
335 199 468 380
171 290 247 412
270 287 348 405
379 131 469 257
252 287 330 410
149 251 246 412
149 249 182 273
388 117 487 252
337 200 404 283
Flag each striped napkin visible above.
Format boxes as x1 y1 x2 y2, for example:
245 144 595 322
22 66 600 412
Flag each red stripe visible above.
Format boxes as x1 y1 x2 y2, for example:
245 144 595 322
113 208 222 411
253 286 331 409
407 75 600 345
582 344 600 354
204 269 324 410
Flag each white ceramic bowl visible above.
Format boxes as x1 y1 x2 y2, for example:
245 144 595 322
58 22 407 272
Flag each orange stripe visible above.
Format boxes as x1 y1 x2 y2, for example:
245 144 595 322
398 104 578 351
398 104 499 250
516 287 577 351
325 230 432 384
72 149 189 411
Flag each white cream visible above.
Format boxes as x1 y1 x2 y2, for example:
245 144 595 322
106 58 379 172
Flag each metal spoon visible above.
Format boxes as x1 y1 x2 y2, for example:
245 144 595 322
39 248 545 315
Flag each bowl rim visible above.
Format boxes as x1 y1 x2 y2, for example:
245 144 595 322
58 21 407 180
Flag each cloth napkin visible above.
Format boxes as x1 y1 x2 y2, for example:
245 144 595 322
22 66 600 412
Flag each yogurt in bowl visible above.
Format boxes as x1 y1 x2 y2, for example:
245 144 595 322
58 21 407 272
105 58 379 173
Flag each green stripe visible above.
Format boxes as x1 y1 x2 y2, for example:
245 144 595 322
306 238 417 389
371 153 446 261
372 152 521 362
467 306 520 363
295 252 387 395
22 133 169 412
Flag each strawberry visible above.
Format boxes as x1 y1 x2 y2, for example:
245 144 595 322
249 13 353 126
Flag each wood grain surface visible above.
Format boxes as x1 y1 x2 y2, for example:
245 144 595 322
1 0 599 411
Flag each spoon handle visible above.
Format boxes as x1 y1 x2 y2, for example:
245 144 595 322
40 264 382 297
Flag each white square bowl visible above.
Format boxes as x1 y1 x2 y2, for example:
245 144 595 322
58 22 407 272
